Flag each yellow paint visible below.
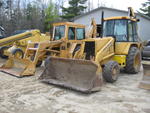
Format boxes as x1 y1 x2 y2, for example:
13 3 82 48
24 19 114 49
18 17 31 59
113 55 126 67
2 10 142 78
104 16 137 22
1 30 50 57
115 42 142 55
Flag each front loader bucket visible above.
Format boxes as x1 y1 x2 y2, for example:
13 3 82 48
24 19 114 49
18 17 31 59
139 62 150 90
39 57 103 93
0 57 36 77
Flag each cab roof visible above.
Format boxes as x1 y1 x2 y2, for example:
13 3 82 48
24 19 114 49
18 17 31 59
104 16 137 21
53 22 85 28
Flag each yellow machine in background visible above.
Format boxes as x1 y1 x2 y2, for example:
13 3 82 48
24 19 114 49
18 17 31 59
0 7 142 93
0 30 50 58
0 20 97 77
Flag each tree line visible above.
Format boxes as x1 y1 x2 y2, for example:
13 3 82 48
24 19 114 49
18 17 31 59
0 0 59 35
0 0 150 35
0 0 88 35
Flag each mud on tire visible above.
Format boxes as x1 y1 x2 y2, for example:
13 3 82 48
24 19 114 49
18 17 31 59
0 46 9 59
125 47 141 74
103 61 120 83
11 48 24 58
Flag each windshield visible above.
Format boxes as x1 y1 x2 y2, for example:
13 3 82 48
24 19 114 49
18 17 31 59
103 19 127 41
54 25 65 40
76 28 85 40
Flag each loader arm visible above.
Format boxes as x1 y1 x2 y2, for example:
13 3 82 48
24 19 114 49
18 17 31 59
0 30 46 58
94 37 115 75
0 40 63 77
26 40 63 63
0 31 33 46
95 37 115 64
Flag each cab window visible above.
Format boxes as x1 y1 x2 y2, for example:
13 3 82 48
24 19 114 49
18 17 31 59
68 27 75 40
103 20 128 42
54 25 65 40
76 28 85 40
128 21 138 42
133 22 138 42
128 21 133 41
114 20 127 41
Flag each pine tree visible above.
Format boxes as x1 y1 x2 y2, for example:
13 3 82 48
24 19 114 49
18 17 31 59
61 0 87 20
44 1 59 31
140 0 150 17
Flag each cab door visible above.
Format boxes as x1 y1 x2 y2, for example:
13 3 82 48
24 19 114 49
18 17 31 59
60 26 76 58
128 20 139 42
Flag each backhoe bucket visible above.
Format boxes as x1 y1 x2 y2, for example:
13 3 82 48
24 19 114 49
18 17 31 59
39 57 103 93
139 62 150 90
0 57 35 77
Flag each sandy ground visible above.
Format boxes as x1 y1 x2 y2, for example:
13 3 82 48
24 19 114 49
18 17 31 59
0 59 150 113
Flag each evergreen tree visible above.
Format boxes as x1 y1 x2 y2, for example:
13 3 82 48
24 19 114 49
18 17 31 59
26 3 40 29
61 0 87 20
140 0 150 17
44 1 59 31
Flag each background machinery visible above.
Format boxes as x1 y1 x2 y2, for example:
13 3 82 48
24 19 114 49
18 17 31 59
0 20 97 77
0 30 50 59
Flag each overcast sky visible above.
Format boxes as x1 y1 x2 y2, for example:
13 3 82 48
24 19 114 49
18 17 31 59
62 0 147 12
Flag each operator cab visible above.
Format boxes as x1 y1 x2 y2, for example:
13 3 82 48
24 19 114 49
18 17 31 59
103 17 139 42
52 22 86 41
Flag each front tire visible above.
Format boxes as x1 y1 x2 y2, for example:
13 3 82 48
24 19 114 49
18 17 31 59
11 48 24 58
125 47 141 74
0 46 9 59
103 61 120 83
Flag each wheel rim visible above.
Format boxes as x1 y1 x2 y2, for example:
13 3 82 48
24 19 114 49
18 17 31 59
2 48 8 55
14 51 23 58
134 53 141 71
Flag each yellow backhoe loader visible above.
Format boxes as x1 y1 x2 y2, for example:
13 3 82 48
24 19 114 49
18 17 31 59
0 19 97 77
39 7 142 93
0 8 142 93
0 30 49 58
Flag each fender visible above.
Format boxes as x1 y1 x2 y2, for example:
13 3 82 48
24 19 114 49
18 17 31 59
115 42 141 55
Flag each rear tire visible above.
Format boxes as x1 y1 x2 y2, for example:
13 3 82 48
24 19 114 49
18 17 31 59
125 47 141 74
0 46 9 59
103 61 120 83
11 48 24 58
